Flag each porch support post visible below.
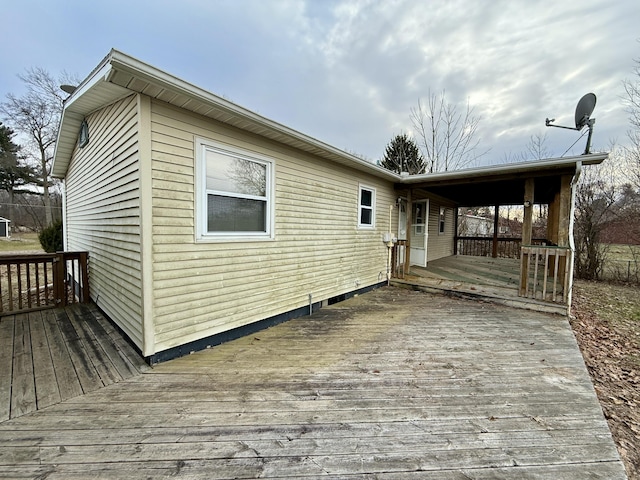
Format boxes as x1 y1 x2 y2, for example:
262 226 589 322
557 175 572 247
522 178 534 246
454 206 459 255
492 204 499 258
403 189 413 275
548 196 559 245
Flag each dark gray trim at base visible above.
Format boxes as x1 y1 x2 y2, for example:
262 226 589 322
146 281 386 365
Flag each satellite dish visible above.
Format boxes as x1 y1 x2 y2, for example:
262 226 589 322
575 93 596 129
60 84 77 94
545 93 597 155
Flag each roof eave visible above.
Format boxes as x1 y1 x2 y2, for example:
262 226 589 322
397 153 608 186
51 50 400 182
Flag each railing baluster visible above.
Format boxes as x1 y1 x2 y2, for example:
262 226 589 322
542 249 549 301
35 262 41 307
17 263 23 310
553 253 560 302
7 264 13 312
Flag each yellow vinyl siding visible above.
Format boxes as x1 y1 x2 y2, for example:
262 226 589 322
150 100 395 352
64 94 144 349
427 200 455 262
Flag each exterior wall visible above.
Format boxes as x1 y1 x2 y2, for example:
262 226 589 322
149 100 396 353
427 198 455 262
63 94 144 349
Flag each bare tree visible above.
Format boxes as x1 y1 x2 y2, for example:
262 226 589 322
0 67 77 226
500 132 552 164
410 89 487 173
574 159 620 280
623 56 640 190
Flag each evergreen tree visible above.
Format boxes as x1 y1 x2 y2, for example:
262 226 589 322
0 122 39 222
379 134 426 175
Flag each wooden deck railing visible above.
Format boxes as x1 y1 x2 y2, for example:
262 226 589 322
456 236 550 259
391 240 407 279
0 252 89 315
519 245 571 304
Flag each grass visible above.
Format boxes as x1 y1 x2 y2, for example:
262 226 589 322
601 244 640 283
0 232 44 254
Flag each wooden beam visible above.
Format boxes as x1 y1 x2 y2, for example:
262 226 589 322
492 205 499 258
557 175 572 247
403 189 412 275
453 207 459 255
522 178 534 246
547 194 559 245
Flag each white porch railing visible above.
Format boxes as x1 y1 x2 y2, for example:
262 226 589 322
519 246 572 304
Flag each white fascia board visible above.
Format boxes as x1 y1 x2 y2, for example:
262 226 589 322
398 153 609 185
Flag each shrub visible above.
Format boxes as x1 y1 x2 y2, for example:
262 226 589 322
39 221 63 253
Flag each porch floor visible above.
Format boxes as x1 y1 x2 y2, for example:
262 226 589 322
395 255 568 316
0 287 626 478
0 303 150 422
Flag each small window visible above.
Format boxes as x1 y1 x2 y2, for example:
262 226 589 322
358 186 375 228
78 120 89 148
439 206 446 234
196 139 273 240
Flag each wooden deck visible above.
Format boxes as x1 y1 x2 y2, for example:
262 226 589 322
0 303 149 422
397 255 568 315
0 287 626 478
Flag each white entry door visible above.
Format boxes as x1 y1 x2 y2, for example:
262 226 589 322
410 200 429 267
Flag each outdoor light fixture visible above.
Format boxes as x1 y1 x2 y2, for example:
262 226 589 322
524 200 531 208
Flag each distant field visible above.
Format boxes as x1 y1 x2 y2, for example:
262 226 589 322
0 232 44 254
602 244 640 283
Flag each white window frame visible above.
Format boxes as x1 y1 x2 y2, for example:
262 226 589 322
439 206 446 235
195 137 274 242
358 185 376 229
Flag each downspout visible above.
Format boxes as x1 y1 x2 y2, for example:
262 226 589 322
566 161 582 316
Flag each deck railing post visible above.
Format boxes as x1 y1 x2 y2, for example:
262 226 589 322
79 252 90 303
53 253 67 307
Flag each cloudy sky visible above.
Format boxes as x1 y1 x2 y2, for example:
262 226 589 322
2 0 639 166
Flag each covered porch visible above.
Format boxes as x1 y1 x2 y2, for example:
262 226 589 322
392 155 608 313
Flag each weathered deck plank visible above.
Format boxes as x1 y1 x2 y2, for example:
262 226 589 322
10 314 36 418
0 315 13 422
29 311 61 410
0 303 148 421
0 288 627 478
40 308 83 402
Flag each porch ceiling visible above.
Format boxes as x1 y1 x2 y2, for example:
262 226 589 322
401 166 576 207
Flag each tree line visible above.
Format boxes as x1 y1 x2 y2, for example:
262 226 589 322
0 68 77 232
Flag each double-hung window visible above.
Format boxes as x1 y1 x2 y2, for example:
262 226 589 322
439 206 446 234
196 138 273 240
358 185 375 228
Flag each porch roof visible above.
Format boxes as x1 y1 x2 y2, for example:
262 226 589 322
397 154 608 206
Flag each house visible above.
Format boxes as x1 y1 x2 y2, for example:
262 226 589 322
458 212 493 236
0 217 10 238
52 50 607 363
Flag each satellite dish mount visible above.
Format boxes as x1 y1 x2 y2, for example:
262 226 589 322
545 93 596 155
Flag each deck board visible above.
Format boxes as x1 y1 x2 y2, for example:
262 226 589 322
0 304 148 422
0 287 627 478
0 314 14 421
29 311 61 410
400 255 567 315
10 314 36 418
